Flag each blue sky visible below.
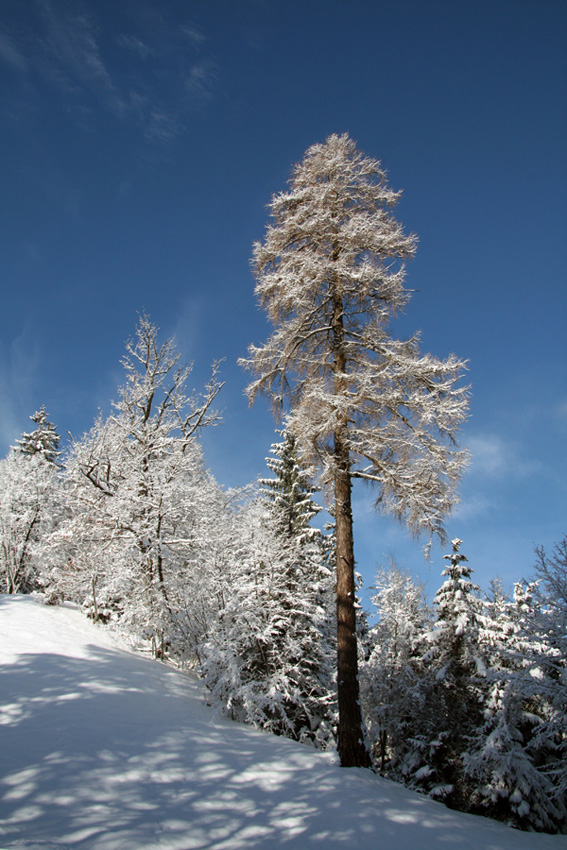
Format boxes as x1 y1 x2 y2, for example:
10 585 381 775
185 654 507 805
1 0 565 602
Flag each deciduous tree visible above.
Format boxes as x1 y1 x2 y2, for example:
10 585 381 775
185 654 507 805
241 133 469 766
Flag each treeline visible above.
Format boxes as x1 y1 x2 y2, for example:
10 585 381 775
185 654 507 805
1 315 565 832
361 541 567 832
0 316 338 752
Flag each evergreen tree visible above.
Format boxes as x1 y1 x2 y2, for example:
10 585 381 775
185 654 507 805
240 133 469 766
400 539 485 805
465 581 567 832
259 428 321 540
16 405 61 466
361 561 432 773
201 496 336 747
202 431 336 747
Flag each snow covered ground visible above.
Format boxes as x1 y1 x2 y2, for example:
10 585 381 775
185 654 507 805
1 596 565 850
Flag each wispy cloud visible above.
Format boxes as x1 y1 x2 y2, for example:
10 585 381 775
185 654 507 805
116 33 153 60
185 61 218 103
463 432 543 485
0 30 28 72
6 3 220 143
453 493 493 521
181 24 206 48
144 109 184 143
467 434 510 477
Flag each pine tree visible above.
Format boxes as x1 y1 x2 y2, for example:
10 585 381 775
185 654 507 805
240 133 469 766
465 580 567 832
201 496 336 747
16 405 61 466
260 428 321 540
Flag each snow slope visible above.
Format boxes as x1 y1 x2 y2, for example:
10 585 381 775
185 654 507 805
1 596 565 850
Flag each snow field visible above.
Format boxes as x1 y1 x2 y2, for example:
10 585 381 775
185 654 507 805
1 596 565 850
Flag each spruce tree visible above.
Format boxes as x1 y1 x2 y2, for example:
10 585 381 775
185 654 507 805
202 430 336 747
260 428 321 540
361 561 432 773
466 580 567 832
16 405 61 466
401 539 485 805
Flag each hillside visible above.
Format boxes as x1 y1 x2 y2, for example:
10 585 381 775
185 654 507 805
1 596 565 850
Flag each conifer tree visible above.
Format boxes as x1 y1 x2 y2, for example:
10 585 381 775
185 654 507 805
201 496 336 747
260 428 321 540
202 432 336 747
241 133 469 766
466 580 567 832
16 405 61 466
361 561 432 773
401 539 485 804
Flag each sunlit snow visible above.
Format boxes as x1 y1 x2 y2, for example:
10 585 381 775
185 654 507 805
1 596 565 849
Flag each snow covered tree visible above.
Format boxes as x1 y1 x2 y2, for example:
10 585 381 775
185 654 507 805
201 495 336 747
202 431 336 747
361 560 432 773
0 410 63 594
260 428 322 539
240 133 469 767
399 539 486 805
465 580 567 832
534 537 567 655
51 314 223 651
15 405 61 466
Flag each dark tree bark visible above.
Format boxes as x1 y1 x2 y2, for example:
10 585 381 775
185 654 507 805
334 436 372 767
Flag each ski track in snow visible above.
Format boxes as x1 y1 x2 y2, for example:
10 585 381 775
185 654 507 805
1 596 566 850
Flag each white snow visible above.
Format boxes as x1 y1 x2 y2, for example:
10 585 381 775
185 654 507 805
1 596 566 850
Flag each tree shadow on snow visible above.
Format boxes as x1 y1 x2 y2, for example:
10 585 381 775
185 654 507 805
0 643 541 850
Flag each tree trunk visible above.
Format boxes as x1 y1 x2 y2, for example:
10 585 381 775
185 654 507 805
334 435 372 768
332 275 371 769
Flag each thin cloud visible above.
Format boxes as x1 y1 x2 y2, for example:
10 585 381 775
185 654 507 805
116 34 153 60
0 30 28 72
181 24 206 48
453 493 493 521
466 433 541 480
144 109 184 142
4 3 220 145
185 61 218 103
38 1 125 114
467 435 509 477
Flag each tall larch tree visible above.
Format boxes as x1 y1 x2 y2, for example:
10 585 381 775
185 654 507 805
241 133 469 767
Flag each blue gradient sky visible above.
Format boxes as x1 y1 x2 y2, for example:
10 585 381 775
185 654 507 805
1 0 565 600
